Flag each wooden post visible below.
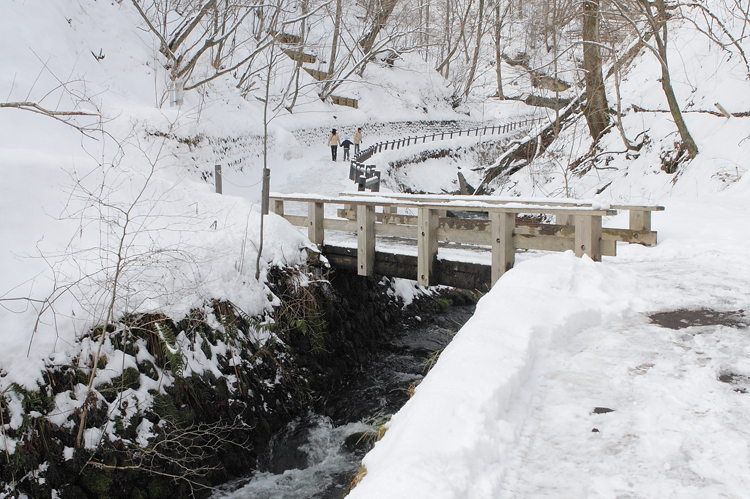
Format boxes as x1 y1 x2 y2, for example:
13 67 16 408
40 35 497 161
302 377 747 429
417 208 439 287
272 199 284 216
491 211 516 285
215 165 222 194
357 204 375 276
556 214 572 225
629 210 651 231
308 201 324 245
574 215 602 261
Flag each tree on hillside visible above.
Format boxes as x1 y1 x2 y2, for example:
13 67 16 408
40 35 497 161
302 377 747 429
614 0 698 158
582 0 610 139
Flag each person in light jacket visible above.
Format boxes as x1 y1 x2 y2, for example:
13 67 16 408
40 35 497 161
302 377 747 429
328 129 341 161
341 136 353 161
353 127 363 156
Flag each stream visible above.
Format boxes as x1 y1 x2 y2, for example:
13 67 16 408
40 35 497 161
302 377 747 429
212 304 476 499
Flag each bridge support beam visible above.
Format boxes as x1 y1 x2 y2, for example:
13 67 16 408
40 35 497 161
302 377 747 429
357 204 375 276
575 215 602 261
308 202 324 245
418 208 439 286
491 211 516 285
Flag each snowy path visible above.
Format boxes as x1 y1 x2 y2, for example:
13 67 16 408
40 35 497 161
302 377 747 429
501 301 750 498
346 191 750 499
498 197 750 498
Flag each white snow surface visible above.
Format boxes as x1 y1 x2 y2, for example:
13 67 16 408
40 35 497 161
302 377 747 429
348 185 750 498
2 0 750 495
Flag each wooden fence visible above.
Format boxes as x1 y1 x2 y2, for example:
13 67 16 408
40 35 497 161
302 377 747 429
353 117 541 164
268 193 661 288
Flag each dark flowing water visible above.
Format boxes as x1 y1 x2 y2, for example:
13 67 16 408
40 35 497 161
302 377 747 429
212 305 475 499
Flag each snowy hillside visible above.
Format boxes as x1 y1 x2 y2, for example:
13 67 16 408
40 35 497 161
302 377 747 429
1 0 750 497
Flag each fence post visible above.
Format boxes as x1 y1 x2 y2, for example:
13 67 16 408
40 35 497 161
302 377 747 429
575 215 602 261
556 214 572 225
490 211 516 285
371 170 381 192
272 200 285 216
357 204 375 276
417 208 439 286
629 210 651 231
215 164 222 194
308 201 324 246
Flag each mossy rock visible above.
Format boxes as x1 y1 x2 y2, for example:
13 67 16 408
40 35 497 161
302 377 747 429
79 469 113 499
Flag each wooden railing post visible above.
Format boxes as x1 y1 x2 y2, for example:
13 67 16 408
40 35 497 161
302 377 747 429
556 214 572 225
357 204 375 276
417 208 439 286
215 165 222 194
629 210 651 231
308 201 324 245
272 199 284 216
491 211 516 285
575 214 602 261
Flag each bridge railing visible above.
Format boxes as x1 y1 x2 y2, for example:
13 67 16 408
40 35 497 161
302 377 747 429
348 162 381 192
349 117 543 192
343 191 664 233
268 193 656 287
352 117 541 165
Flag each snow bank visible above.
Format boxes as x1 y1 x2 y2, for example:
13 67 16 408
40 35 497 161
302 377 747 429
348 252 635 498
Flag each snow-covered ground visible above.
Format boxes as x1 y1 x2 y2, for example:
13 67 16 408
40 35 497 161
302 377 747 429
347 184 750 499
2 0 750 496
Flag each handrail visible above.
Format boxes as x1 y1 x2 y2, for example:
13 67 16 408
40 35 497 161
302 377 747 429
349 116 545 192
352 117 543 164
268 192 636 287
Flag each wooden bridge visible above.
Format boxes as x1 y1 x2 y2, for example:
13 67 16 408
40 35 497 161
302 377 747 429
269 192 663 290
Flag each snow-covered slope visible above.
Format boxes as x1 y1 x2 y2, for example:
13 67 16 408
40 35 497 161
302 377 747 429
2 0 749 496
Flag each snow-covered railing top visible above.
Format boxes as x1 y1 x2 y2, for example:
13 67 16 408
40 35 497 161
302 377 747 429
269 192 662 288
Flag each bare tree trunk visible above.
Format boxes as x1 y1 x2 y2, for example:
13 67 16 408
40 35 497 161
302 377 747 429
285 0 308 112
321 0 342 98
646 0 699 158
582 0 610 139
359 0 400 54
494 0 509 99
464 0 486 99
443 0 451 77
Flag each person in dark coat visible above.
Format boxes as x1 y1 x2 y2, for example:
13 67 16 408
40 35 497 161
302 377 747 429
341 136 353 161
327 129 341 161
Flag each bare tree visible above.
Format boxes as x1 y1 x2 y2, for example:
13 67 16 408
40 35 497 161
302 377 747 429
614 0 699 158
582 0 610 139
